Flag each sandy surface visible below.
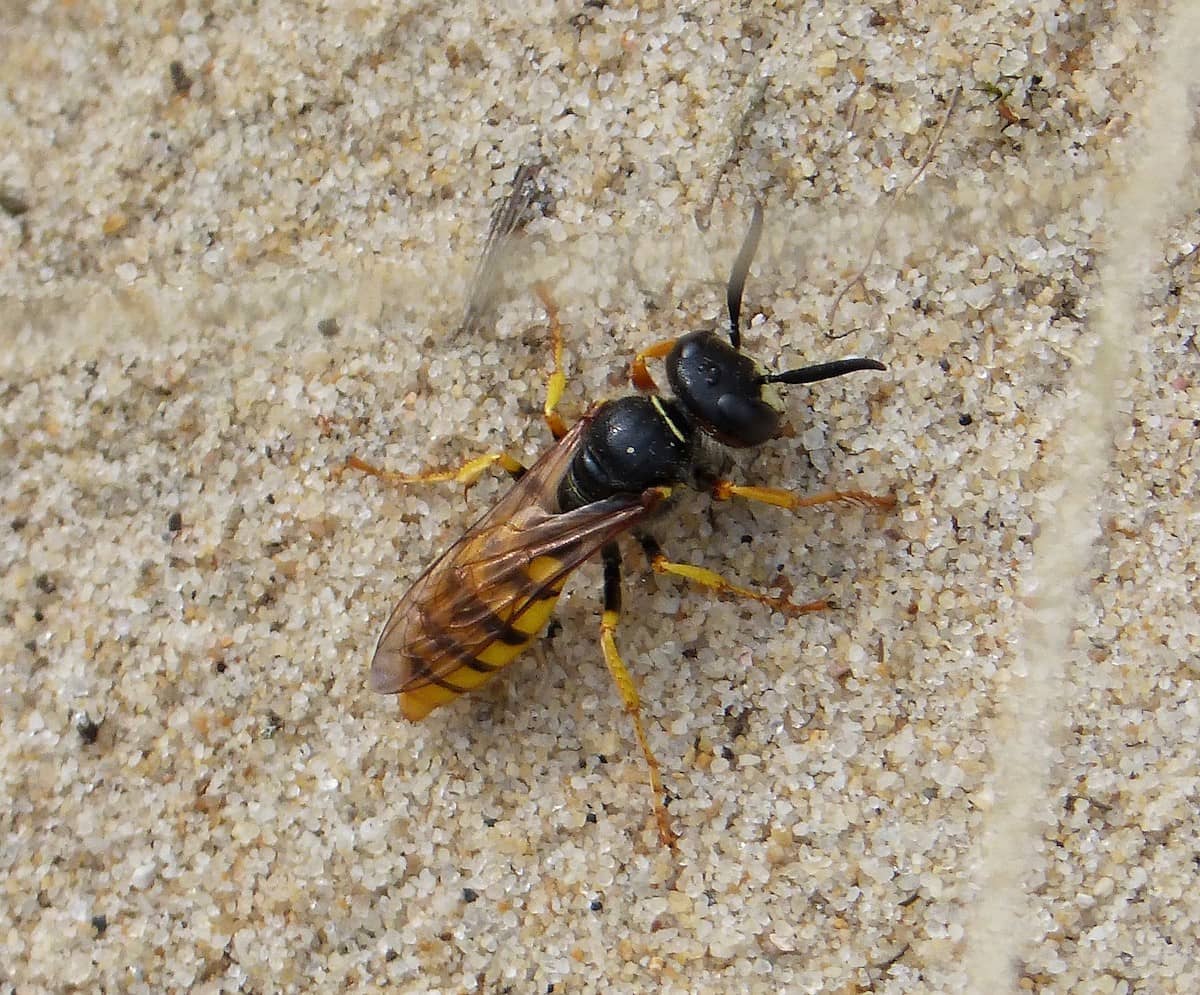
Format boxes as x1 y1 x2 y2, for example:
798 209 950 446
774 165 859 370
3 2 1198 992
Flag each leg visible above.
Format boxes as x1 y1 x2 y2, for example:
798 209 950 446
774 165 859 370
598 543 677 848
340 450 526 492
344 282 568 489
630 337 678 392
532 282 569 441
711 480 897 512
637 533 828 617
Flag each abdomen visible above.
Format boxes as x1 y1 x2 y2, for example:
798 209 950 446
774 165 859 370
396 552 570 721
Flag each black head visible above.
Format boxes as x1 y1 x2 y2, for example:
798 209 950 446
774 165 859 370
665 203 887 448
666 330 781 446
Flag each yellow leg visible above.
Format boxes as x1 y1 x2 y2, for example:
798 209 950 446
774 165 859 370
630 337 678 393
347 282 570 488
533 282 569 441
340 450 526 493
638 534 828 618
712 480 897 512
599 544 677 848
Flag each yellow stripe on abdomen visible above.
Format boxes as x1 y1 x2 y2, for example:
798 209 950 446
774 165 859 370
475 583 563 666
401 683 459 720
400 561 569 721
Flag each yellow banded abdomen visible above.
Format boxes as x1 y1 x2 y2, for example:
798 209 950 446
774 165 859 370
399 554 568 720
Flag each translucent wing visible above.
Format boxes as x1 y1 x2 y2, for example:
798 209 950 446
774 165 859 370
370 415 660 702
459 159 553 336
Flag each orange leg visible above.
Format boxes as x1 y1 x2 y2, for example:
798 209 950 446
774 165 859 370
711 481 897 512
638 534 828 618
630 337 678 393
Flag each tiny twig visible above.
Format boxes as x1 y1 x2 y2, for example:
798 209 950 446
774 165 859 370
828 87 960 338
695 74 769 232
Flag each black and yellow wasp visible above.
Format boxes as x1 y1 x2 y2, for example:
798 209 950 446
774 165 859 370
350 163 893 845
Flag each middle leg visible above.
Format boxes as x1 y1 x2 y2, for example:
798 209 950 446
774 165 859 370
711 480 897 512
637 533 828 617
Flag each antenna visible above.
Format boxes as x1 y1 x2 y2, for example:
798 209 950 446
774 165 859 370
725 202 763 350
762 358 886 385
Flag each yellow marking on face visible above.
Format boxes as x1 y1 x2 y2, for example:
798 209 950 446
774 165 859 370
753 359 785 414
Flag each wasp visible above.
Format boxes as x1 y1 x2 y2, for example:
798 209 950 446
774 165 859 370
349 164 893 846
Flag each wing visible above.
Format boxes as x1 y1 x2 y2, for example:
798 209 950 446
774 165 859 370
370 415 662 713
459 159 553 336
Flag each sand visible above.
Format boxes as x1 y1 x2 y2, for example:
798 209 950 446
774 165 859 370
2 2 1198 992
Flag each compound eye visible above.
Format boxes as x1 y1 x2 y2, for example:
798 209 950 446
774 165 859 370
716 392 779 446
